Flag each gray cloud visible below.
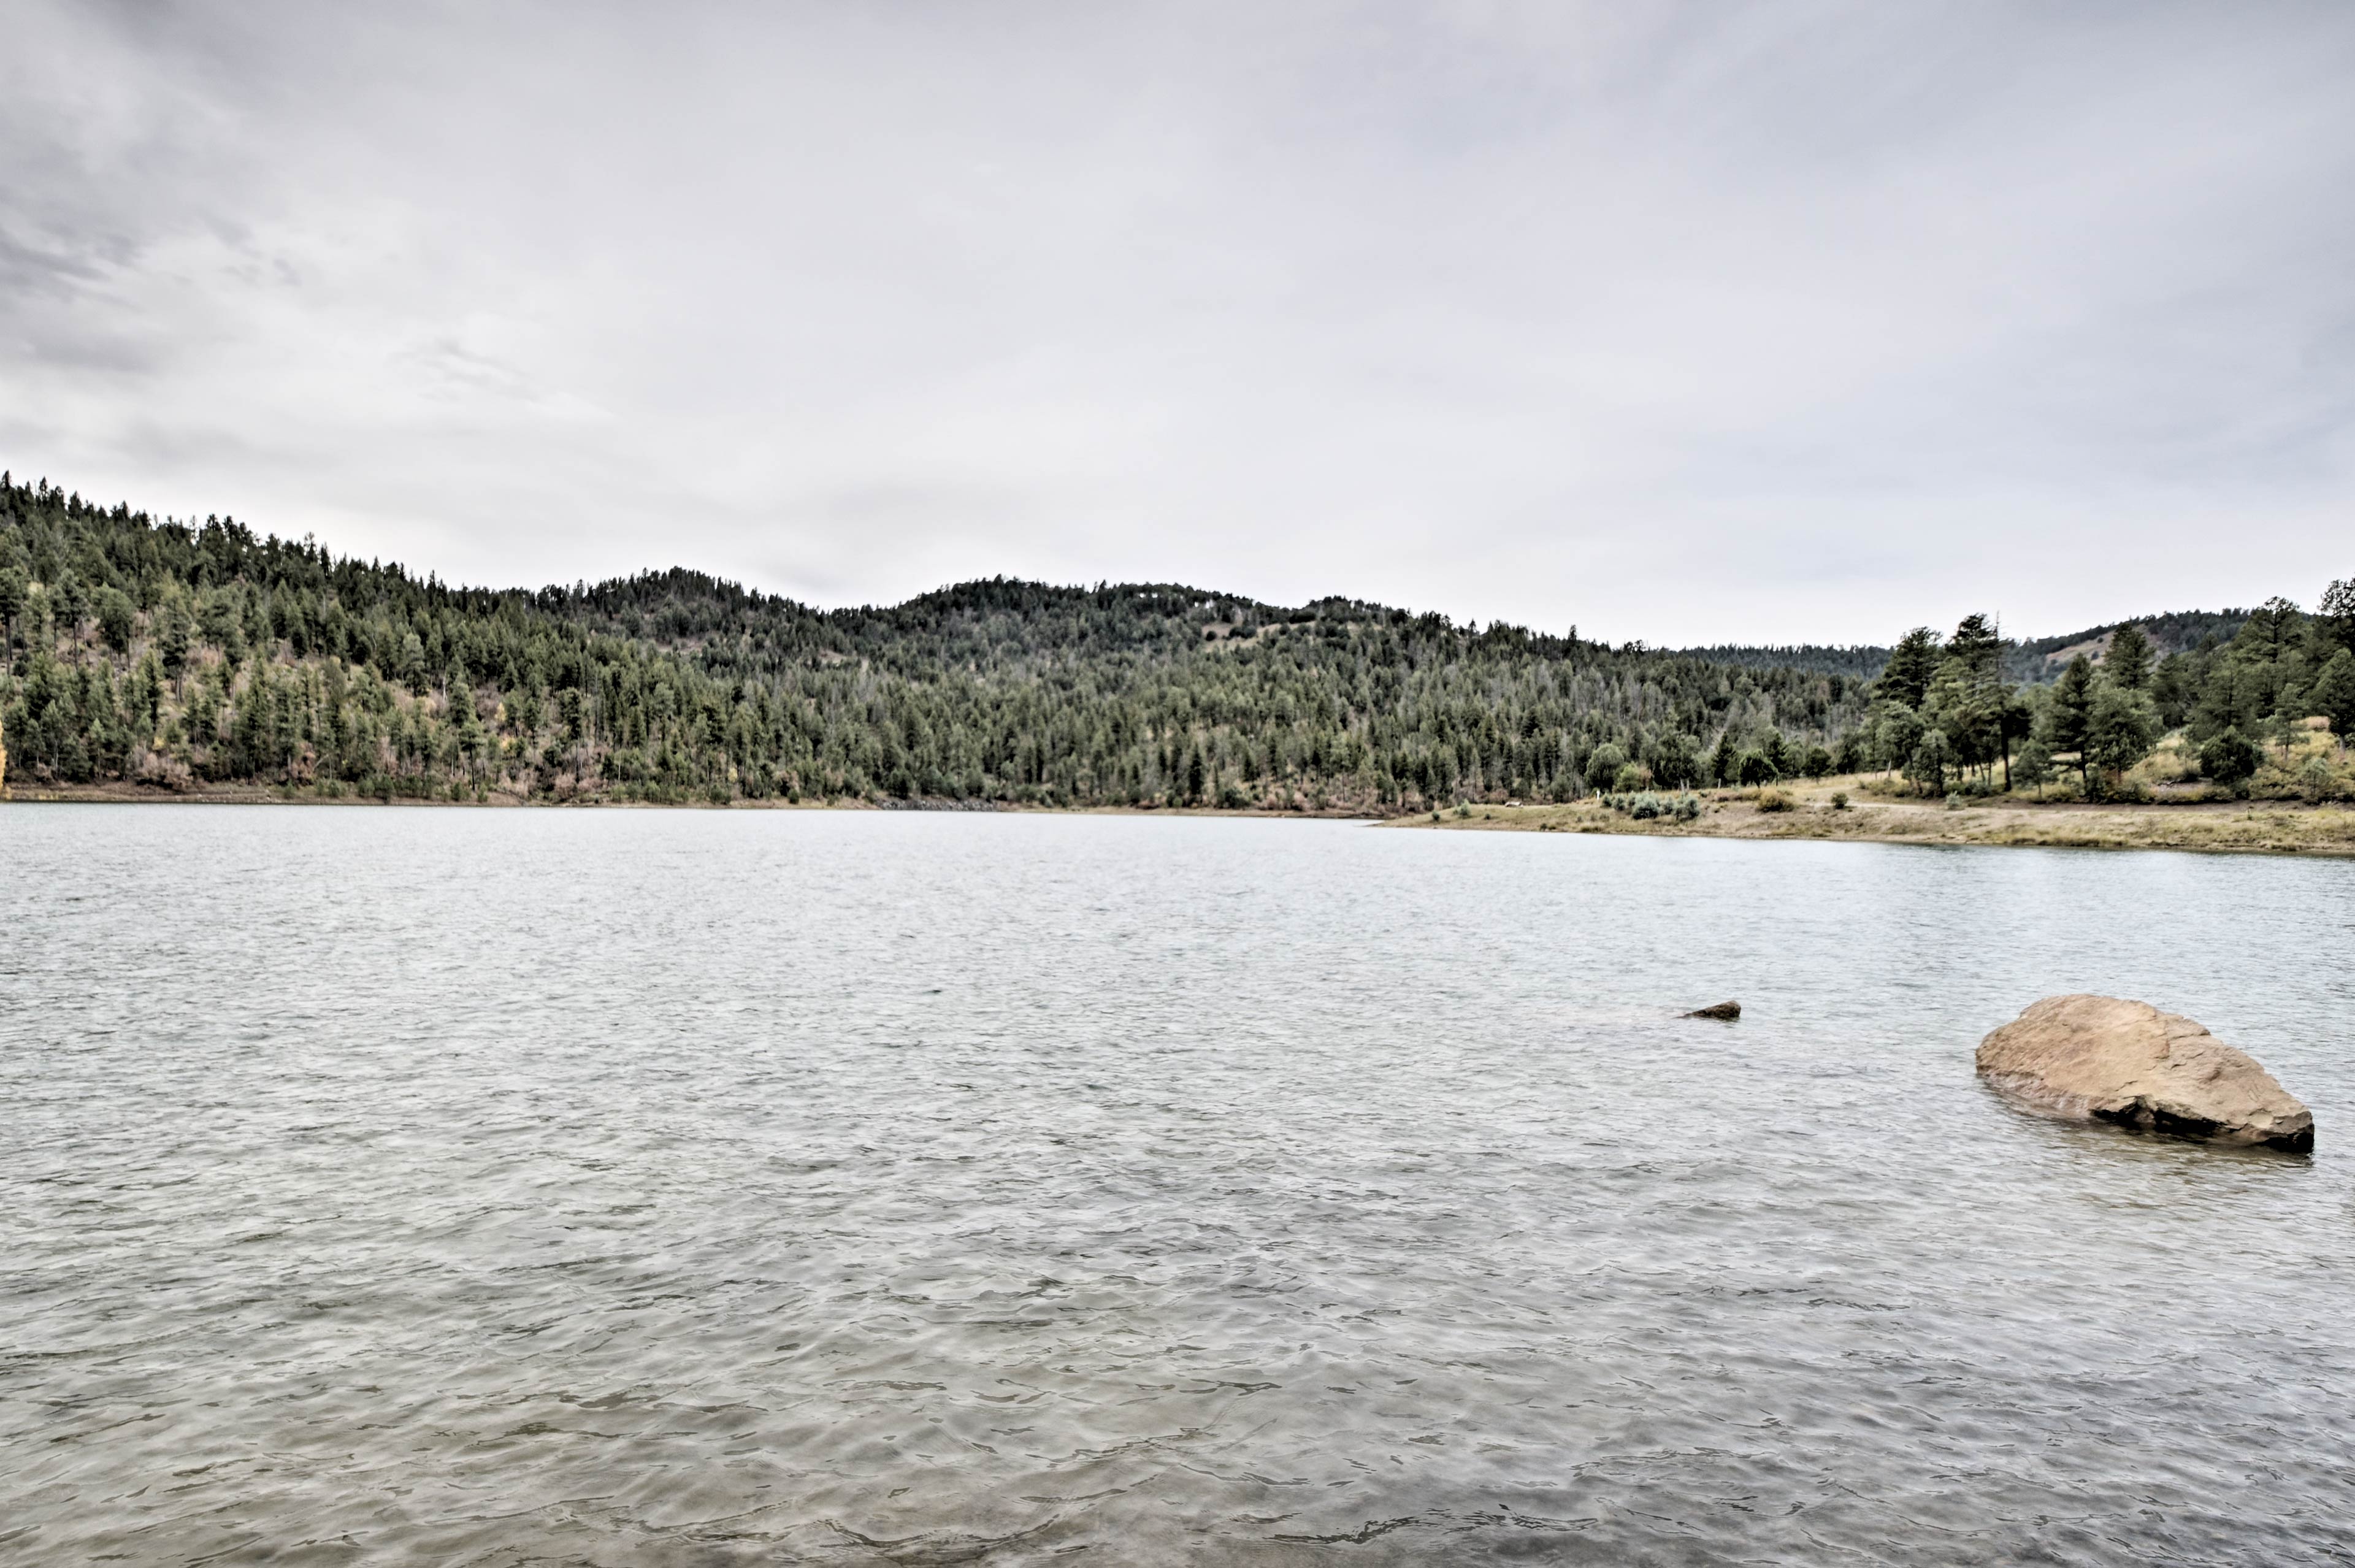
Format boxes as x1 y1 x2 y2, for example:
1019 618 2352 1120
3 0 2351 642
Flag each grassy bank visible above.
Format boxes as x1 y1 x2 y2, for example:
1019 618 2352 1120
1384 774 2355 857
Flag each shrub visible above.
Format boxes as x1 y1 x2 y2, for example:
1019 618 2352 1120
1944 791 1965 811
2200 728 2262 785
1756 787 1795 812
1830 789 1849 810
1603 789 1704 821
1612 762 1652 792
2300 756 2337 804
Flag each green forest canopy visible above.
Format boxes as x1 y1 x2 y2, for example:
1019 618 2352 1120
2 473 2347 807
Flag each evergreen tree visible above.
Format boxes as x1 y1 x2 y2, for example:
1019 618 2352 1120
1876 627 1942 711
1946 613 2005 681
1904 729 1951 795
0 565 24 672
2104 623 2153 691
160 608 191 695
2313 647 2355 745
1868 700 1922 776
1706 733 1738 788
2012 737 2054 797
2320 576 2355 656
2045 655 2097 781
2150 652 2194 729
2085 686 2161 789
94 586 137 652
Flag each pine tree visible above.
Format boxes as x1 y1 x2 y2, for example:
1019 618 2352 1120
2104 624 2153 691
161 608 191 695
1946 613 2004 681
2313 648 2355 746
2085 687 2160 788
2321 577 2355 656
0 565 23 673
1707 732 1739 788
1877 627 1943 711
1904 729 1951 795
2047 655 2097 782
2012 738 2054 797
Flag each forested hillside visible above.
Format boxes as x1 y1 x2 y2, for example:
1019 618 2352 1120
6 474 2343 809
1680 608 2261 689
1668 643 1891 679
1859 597 2353 803
2007 610 2252 684
0 475 1873 808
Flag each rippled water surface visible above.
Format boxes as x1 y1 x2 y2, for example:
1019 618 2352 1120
6 807 2354 1566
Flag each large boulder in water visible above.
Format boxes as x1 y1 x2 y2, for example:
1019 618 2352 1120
1977 995 2313 1153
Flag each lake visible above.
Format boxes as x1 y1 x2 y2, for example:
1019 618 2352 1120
4 807 2352 1565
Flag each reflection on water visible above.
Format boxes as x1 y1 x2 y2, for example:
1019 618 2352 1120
4 807 2352 1566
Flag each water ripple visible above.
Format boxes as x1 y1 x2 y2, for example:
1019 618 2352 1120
2 807 2351 1564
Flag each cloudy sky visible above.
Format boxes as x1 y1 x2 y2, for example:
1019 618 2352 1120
4 2 2350 644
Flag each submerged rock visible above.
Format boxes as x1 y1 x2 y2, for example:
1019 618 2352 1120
1685 1000 1740 1020
1977 995 2313 1153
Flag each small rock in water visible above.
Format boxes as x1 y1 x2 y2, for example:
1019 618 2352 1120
1685 1000 1741 1020
1977 994 2313 1153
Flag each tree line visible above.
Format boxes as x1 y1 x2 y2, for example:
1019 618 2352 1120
1862 596 2354 798
6 474 2343 809
2 475 1869 808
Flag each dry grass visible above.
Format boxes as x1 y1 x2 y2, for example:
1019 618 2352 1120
1384 774 2355 857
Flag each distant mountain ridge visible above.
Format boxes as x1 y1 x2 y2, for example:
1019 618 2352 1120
4 470 2324 808
2004 609 2251 683
1679 608 2254 687
0 474 1878 808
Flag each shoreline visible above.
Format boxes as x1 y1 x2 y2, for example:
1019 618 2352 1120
0 781 1375 822
7 776 2354 857
1379 778 2355 858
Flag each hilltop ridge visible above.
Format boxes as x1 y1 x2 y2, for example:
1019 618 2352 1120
0 475 1869 808
2 473 2338 811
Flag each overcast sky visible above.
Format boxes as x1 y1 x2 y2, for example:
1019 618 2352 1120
4 2 2351 644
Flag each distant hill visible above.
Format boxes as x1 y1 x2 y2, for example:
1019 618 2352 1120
0 474 1875 808
1683 608 2254 689
6 472 2315 808
2005 610 2250 684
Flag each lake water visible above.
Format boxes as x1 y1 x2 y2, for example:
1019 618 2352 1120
5 807 2353 1566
